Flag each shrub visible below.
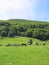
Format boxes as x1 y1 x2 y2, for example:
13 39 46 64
1 31 7 37
8 31 14 37
26 29 33 37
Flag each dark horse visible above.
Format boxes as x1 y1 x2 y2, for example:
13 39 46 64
21 44 26 46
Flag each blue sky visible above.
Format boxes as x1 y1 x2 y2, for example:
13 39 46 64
0 0 49 21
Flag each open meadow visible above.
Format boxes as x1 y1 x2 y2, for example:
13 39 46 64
0 37 49 65
0 19 49 65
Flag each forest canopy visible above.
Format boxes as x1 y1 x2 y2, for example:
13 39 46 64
0 19 49 41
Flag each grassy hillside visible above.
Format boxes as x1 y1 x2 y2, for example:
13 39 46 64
0 19 49 65
0 37 49 65
0 19 49 24
0 36 44 45
0 45 49 65
0 19 49 28
0 19 49 40
6 19 49 25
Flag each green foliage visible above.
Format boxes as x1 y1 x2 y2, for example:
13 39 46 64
8 31 15 37
1 31 7 37
3 27 10 33
0 19 49 40
33 31 39 38
26 29 33 37
17 31 21 36
20 32 25 37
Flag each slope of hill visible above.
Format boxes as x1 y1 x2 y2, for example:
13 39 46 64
0 19 49 40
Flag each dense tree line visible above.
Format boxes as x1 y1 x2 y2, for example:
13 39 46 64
0 20 49 40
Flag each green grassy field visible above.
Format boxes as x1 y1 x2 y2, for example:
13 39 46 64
0 37 49 65
0 36 46 45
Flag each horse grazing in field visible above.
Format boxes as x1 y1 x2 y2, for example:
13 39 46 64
21 44 26 46
43 43 46 45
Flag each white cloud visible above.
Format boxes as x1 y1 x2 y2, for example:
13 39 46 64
0 0 38 20
0 0 9 11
